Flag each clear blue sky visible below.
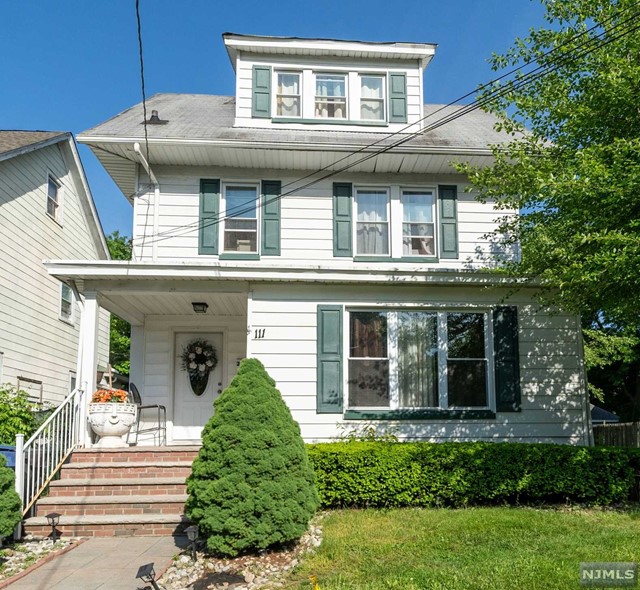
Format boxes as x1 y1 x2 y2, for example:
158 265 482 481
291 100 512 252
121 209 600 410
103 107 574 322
0 0 546 237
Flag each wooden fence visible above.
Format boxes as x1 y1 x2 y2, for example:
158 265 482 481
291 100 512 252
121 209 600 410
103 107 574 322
593 422 640 447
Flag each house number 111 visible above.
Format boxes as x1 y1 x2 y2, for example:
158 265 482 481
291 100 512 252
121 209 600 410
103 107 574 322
252 328 266 340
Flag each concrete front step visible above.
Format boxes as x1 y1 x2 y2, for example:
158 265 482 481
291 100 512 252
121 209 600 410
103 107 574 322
23 513 189 538
35 494 188 517
48 477 188 497
68 446 200 464
58 461 193 480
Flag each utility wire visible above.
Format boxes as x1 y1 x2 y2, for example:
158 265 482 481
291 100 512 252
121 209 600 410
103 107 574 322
135 2 639 243
140 3 640 247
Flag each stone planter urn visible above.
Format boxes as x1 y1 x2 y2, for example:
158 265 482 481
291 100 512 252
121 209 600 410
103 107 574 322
88 403 138 448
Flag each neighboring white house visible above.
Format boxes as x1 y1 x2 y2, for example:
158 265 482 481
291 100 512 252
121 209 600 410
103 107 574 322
0 131 110 405
47 34 591 445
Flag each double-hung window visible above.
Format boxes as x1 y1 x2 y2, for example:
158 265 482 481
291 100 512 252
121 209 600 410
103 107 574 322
223 184 258 253
401 189 435 256
355 189 389 256
315 74 347 119
347 310 491 410
276 72 301 117
60 283 74 323
360 75 385 121
47 175 60 221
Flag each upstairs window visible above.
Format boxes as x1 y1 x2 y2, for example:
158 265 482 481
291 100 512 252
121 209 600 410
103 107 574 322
223 185 258 253
401 190 435 256
315 74 347 119
360 76 385 121
355 189 389 256
47 175 61 221
276 72 301 117
60 283 74 323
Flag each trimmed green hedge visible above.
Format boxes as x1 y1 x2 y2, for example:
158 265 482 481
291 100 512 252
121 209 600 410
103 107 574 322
307 442 640 508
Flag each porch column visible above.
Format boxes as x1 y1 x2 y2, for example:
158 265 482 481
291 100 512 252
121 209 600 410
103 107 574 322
77 291 100 447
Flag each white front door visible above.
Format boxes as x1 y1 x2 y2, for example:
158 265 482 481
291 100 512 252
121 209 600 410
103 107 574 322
173 332 223 442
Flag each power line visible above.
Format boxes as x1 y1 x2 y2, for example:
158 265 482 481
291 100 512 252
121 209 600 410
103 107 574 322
140 3 640 247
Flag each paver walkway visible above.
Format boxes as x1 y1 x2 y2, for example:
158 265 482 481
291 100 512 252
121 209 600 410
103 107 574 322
8 536 188 590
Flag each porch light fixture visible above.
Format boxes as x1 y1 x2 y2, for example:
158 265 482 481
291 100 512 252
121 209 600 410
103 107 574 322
191 302 208 314
135 562 161 590
185 524 199 561
45 512 61 542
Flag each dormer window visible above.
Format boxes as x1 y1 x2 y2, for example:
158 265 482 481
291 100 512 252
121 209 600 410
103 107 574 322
315 74 347 119
360 76 385 121
276 72 301 117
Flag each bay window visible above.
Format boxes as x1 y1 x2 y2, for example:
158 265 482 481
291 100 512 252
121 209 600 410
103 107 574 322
347 310 491 410
223 185 258 253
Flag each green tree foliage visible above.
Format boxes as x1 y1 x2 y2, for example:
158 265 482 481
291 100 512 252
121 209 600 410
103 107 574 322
185 358 319 556
0 385 38 445
0 455 21 540
458 0 640 325
106 231 132 375
457 0 640 416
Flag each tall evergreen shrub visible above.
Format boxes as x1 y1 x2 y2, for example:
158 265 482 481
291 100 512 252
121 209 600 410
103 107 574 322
0 456 21 540
186 358 318 556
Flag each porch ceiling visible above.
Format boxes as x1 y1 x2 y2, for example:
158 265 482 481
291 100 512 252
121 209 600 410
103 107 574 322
99 290 247 326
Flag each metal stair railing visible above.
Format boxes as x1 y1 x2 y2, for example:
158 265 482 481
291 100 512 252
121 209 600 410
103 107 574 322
14 387 85 515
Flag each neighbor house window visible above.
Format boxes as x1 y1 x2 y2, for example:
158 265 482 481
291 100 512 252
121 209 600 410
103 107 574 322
60 283 74 322
355 189 389 255
223 185 258 253
315 74 347 119
360 75 385 121
347 310 491 410
47 175 61 220
401 190 436 256
276 72 301 117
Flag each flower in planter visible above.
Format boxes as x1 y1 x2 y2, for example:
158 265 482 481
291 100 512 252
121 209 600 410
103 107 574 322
91 388 129 403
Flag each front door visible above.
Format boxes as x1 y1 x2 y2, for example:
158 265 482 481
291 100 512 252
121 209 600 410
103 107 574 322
173 332 223 442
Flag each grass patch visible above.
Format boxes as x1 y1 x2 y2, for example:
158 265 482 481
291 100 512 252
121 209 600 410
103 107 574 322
284 507 640 590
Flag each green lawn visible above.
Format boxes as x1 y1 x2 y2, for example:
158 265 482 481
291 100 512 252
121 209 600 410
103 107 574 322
284 508 640 590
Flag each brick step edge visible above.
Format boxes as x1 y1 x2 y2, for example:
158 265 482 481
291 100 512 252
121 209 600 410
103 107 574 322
25 513 189 527
37 494 188 505
50 477 187 488
62 461 194 469
24 523 187 538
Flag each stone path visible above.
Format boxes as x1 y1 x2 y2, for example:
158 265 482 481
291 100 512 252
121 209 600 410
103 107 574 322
8 536 188 590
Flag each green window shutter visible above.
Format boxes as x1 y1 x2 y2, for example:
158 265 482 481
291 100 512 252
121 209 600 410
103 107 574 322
317 305 343 414
252 65 272 118
388 73 407 123
333 182 353 257
438 184 458 259
493 306 521 412
199 179 220 255
261 180 281 256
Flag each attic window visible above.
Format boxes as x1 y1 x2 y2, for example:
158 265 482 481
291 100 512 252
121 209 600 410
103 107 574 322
315 74 346 119
276 72 301 117
47 175 61 221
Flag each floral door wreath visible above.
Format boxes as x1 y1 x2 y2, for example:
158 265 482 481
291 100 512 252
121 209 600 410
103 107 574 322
181 338 218 396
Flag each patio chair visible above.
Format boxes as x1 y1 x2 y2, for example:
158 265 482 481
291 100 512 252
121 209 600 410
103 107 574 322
128 383 167 446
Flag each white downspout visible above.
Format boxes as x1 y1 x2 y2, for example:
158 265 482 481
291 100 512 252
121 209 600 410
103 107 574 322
133 142 160 262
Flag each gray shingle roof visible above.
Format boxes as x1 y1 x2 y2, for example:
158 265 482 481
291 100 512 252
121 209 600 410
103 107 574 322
0 130 67 157
80 93 510 151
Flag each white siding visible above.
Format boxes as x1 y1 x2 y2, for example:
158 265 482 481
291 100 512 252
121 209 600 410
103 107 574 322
134 314 247 443
247 283 589 445
0 141 109 404
135 165 515 269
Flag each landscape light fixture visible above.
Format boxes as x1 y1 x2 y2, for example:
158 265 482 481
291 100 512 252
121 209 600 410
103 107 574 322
185 524 199 561
191 302 208 314
136 562 161 590
45 512 61 542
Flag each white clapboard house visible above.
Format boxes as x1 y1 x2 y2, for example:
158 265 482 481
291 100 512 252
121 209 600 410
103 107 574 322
0 131 110 406
49 34 591 447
